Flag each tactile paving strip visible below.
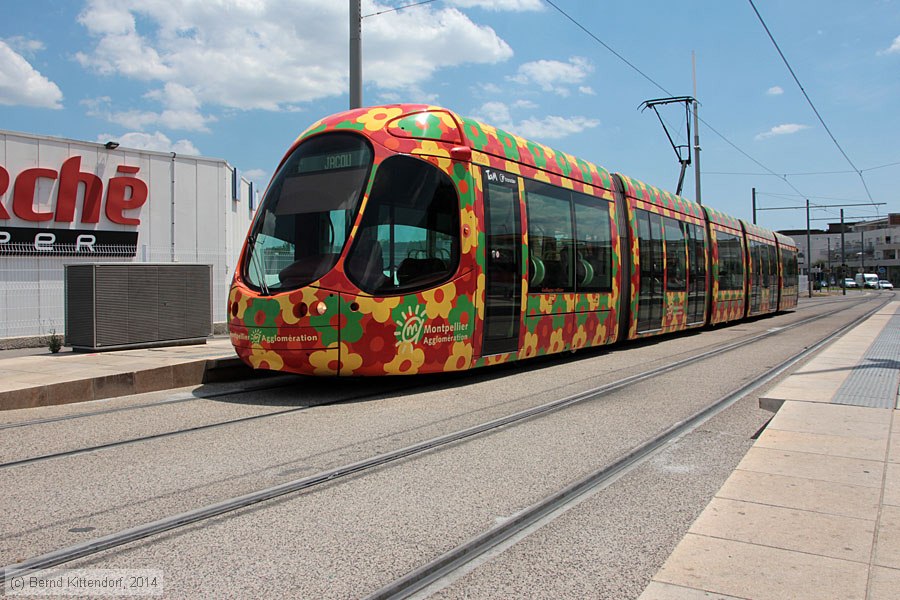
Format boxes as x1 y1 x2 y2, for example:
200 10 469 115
832 312 900 409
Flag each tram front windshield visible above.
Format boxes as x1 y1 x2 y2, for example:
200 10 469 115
243 134 373 292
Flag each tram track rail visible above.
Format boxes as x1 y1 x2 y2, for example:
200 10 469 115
0 294 875 472
365 298 892 600
0 292 869 435
0 378 431 470
0 377 298 432
0 294 889 585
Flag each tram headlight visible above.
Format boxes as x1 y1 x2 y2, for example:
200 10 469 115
315 301 327 316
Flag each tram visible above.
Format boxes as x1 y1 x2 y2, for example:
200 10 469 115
228 104 799 376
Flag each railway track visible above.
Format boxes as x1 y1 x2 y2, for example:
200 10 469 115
1 294 888 585
0 294 873 450
365 294 891 599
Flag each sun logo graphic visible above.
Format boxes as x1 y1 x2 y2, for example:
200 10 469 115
249 328 264 344
394 305 427 352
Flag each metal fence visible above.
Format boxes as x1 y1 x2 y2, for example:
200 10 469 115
0 244 236 340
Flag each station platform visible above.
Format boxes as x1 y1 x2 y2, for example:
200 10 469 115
0 337 246 411
641 300 900 600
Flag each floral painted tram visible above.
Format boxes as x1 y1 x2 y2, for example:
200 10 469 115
228 104 799 376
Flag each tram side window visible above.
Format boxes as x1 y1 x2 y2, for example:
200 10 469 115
717 231 744 291
524 180 613 293
782 249 798 284
663 217 686 291
525 181 574 292
346 155 459 294
573 194 612 292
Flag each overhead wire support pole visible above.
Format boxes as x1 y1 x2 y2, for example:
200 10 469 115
349 0 362 109
692 52 701 205
806 199 812 298
841 210 846 296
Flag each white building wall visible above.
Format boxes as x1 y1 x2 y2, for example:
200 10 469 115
0 129 256 341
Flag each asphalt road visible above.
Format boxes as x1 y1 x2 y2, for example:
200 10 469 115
1 294 881 599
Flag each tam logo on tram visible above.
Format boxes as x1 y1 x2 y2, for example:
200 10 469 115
228 105 799 376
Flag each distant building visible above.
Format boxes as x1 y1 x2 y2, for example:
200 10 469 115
780 214 900 285
0 129 257 344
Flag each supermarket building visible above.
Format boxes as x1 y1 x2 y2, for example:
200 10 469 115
0 129 256 346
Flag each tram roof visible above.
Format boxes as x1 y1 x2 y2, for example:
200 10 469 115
297 104 787 242
615 173 705 220
298 104 616 191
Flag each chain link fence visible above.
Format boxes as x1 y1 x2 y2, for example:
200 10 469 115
0 244 235 341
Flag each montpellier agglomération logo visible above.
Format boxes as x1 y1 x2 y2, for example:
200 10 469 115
394 305 426 352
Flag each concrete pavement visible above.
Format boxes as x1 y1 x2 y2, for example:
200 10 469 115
1 301 897 599
640 301 900 600
0 337 246 411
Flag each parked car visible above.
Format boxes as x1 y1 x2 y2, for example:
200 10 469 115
879 280 893 289
843 278 857 288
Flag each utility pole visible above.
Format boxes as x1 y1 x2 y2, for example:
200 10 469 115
841 209 846 296
806 199 812 298
692 52 701 205
860 230 865 272
349 0 362 109
752 187 756 224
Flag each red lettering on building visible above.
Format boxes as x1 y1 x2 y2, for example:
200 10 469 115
106 165 148 225
56 156 103 223
0 157 147 226
14 168 57 222
0 166 9 219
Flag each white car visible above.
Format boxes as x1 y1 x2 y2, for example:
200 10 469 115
878 280 893 289
843 278 857 288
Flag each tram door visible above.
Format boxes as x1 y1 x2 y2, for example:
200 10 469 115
749 241 762 314
481 168 522 356
686 223 707 325
636 209 664 333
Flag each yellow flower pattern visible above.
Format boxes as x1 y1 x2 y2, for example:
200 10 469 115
444 342 473 371
354 296 401 323
357 107 404 132
423 282 456 319
228 103 795 378
385 348 426 375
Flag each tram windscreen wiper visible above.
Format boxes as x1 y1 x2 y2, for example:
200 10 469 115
248 233 271 296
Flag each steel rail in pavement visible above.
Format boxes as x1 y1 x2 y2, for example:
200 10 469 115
0 296 888 585
363 297 892 600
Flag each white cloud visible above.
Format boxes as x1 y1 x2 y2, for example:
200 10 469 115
448 0 543 10
97 131 200 155
878 34 900 55
766 86 784 95
471 101 599 141
515 115 601 140
509 57 594 96
475 101 514 127
74 0 514 112
363 7 512 90
84 84 215 132
242 168 268 182
3 36 45 56
0 41 63 109
755 123 809 140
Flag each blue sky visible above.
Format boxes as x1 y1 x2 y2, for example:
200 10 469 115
1 0 897 231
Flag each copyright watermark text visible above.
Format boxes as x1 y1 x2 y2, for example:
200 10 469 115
4 569 163 596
